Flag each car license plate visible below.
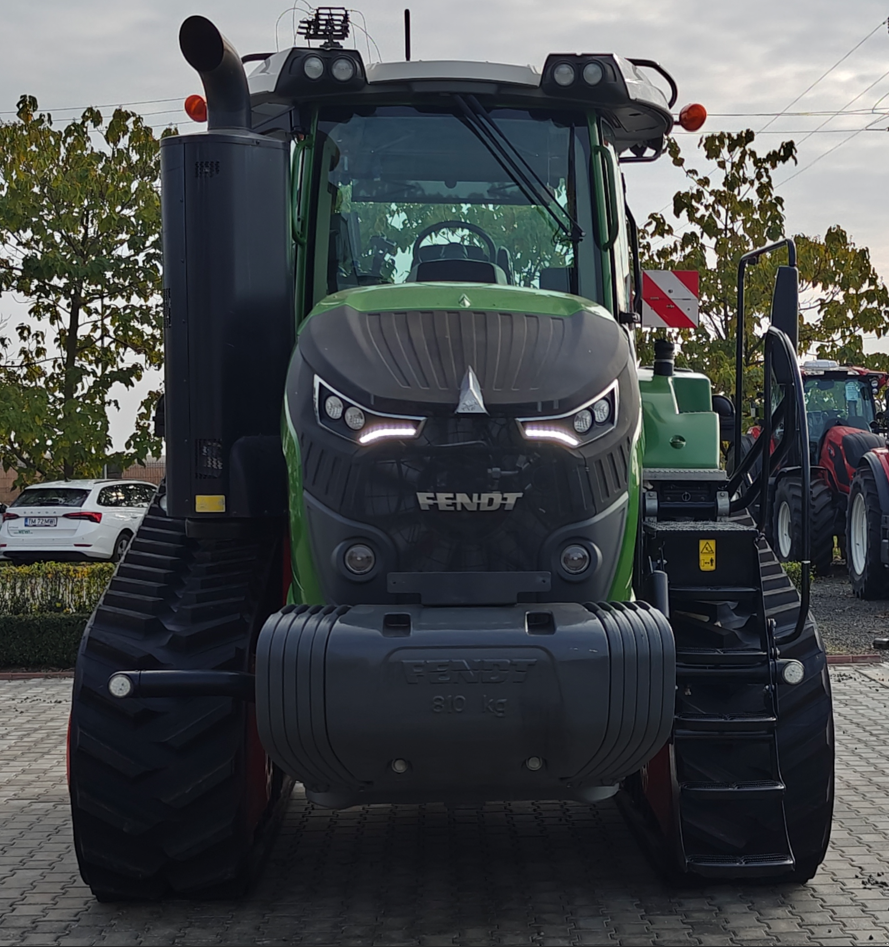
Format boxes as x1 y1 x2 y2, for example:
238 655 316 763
24 517 57 527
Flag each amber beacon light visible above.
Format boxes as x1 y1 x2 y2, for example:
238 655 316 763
678 103 707 131
184 94 208 122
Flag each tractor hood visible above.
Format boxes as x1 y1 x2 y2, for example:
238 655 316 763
296 285 630 417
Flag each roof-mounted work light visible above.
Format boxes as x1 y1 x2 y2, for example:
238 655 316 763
542 55 618 96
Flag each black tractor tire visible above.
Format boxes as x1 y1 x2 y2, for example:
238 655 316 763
846 465 889 599
772 477 834 576
69 497 293 900
809 479 836 577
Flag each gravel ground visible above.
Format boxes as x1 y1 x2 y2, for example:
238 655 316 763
809 564 889 654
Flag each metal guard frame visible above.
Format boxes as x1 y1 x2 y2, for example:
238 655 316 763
731 239 810 645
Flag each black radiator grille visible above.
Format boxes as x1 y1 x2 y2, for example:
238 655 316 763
300 418 632 572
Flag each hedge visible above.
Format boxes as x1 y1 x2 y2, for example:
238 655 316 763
0 561 114 615
0 614 88 668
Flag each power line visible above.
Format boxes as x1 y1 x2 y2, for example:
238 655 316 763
758 18 888 132
0 97 180 116
792 66 889 146
674 124 887 135
775 114 888 187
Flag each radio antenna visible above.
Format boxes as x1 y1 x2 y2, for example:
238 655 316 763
404 9 411 61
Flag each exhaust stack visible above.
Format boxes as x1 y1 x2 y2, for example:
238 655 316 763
179 15 251 131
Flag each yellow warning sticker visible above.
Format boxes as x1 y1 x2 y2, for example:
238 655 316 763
699 539 716 571
195 494 226 513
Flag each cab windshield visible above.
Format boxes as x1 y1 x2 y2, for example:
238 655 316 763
804 376 878 441
310 105 598 301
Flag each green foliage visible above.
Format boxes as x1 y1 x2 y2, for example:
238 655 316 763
0 96 167 486
0 561 113 615
639 131 889 407
0 613 86 668
782 561 815 592
340 197 571 288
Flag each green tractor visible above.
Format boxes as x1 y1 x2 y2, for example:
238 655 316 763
68 11 833 899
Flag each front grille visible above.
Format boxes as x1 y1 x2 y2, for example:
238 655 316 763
300 417 632 573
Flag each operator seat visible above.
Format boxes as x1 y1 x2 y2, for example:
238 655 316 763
406 243 509 284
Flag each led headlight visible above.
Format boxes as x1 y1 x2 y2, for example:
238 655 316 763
592 399 611 424
325 395 344 420
344 543 375 575
561 544 590 574
573 409 593 434
314 376 425 446
344 406 366 431
517 380 619 449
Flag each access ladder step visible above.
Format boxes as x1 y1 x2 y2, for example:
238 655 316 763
676 649 768 665
685 853 794 878
681 780 785 800
675 713 776 734
669 586 760 599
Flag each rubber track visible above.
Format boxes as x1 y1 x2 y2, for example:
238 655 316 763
69 502 291 900
632 525 834 882
758 536 834 878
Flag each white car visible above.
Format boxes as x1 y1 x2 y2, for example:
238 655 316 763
0 480 157 564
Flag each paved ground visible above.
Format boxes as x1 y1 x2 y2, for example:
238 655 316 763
3 672 889 946
810 569 889 656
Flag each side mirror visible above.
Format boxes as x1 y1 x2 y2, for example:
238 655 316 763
770 265 799 352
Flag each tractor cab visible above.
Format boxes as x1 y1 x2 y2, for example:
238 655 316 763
246 34 679 322
802 360 886 446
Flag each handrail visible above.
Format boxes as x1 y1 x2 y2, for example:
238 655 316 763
733 238 797 465
731 237 810 647
765 326 811 645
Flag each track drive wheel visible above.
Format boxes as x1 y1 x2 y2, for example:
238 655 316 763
846 465 889 599
68 497 293 900
772 477 834 575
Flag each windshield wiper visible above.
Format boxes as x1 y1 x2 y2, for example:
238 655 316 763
454 95 584 243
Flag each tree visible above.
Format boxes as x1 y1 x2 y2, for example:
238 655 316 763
0 96 165 486
640 130 889 402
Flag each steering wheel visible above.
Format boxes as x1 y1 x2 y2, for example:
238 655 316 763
410 220 497 267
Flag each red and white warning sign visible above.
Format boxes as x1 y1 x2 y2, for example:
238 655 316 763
641 270 700 328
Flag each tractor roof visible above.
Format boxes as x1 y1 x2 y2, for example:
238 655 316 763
246 48 675 157
801 361 888 384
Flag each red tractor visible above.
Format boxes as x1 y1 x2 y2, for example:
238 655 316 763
765 360 889 597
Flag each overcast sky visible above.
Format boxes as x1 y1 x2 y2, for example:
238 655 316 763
1 0 888 448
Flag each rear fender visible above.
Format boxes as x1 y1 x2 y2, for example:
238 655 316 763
858 447 889 514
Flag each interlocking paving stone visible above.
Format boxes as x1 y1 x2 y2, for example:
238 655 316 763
4 671 889 945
